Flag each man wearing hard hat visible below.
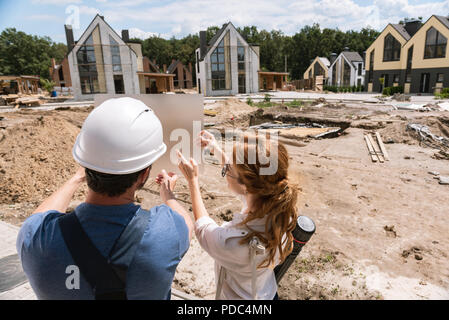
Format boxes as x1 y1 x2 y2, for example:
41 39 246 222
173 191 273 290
16 97 194 300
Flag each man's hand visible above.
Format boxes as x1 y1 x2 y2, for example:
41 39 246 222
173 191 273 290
32 166 86 214
71 166 86 185
155 170 177 203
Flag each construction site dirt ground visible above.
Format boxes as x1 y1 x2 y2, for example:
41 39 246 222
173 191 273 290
1 98 448 300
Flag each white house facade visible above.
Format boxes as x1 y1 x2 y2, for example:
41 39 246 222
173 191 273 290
66 15 140 100
328 51 365 87
195 22 260 96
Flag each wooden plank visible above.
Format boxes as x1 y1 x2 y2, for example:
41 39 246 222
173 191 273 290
375 131 390 161
364 134 378 162
367 133 384 163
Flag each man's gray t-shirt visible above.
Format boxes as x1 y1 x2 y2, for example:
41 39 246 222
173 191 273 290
16 203 189 300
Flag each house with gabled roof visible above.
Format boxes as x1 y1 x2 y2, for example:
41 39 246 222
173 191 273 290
364 15 449 94
303 56 331 81
65 14 141 100
328 50 365 87
399 15 449 94
65 14 175 99
166 60 193 89
195 22 260 96
364 20 417 93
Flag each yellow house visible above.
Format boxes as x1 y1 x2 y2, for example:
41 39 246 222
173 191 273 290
303 56 330 80
364 23 411 93
401 15 449 94
365 15 449 94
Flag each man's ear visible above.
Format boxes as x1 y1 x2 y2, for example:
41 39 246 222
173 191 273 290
141 166 151 182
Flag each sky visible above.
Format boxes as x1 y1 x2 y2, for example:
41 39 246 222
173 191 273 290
0 0 448 44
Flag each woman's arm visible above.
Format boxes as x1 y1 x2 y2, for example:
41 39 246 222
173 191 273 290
177 151 209 221
156 170 194 240
33 167 86 214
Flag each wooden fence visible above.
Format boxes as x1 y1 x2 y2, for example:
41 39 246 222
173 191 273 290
291 76 324 91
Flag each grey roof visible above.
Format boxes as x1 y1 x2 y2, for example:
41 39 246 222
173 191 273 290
435 15 449 30
391 24 411 41
318 57 330 67
199 21 257 62
67 14 137 56
199 23 230 61
208 23 230 47
167 60 179 73
341 51 363 63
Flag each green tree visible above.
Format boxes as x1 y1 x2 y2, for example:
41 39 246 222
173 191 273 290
0 28 66 79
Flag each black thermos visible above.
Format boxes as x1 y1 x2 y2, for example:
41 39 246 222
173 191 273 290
274 215 316 284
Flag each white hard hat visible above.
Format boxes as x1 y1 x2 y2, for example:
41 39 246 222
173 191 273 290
72 97 167 174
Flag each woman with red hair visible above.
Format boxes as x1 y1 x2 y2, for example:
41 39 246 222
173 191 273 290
175 130 298 300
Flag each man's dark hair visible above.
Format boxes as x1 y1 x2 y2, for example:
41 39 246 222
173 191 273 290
85 166 151 197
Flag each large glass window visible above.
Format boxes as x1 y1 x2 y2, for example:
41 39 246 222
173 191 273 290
237 39 245 72
211 39 226 90
211 32 231 91
109 36 122 72
383 34 401 62
405 46 413 83
76 26 106 94
424 27 447 59
314 61 324 76
196 52 200 73
343 60 351 86
77 34 97 73
237 39 245 93
368 50 374 82
332 62 337 85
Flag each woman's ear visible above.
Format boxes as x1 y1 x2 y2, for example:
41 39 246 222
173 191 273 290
240 182 248 195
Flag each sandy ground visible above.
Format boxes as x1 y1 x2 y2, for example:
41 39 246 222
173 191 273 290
1 98 448 300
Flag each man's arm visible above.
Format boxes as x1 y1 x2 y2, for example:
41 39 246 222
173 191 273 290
32 167 85 214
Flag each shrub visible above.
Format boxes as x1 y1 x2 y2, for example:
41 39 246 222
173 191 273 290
435 87 449 99
246 97 254 106
40 78 55 94
287 99 303 107
264 94 271 102
383 86 404 96
324 85 338 93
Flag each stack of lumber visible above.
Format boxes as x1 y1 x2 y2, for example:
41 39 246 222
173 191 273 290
364 131 390 163
4 94 19 104
15 97 41 108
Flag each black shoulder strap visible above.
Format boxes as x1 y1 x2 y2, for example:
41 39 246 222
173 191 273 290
59 212 125 299
108 208 152 283
59 208 152 300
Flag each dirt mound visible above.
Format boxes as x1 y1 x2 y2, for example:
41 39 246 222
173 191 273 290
378 116 449 147
206 98 256 126
0 114 87 204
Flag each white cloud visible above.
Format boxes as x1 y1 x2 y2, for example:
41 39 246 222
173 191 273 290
71 0 449 38
31 0 82 4
78 5 101 15
29 14 61 21
128 27 170 40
